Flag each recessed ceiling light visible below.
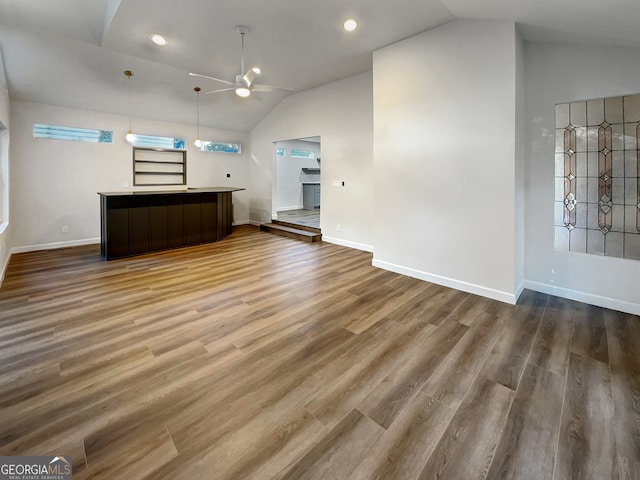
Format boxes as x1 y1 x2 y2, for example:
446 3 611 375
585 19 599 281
149 34 168 46
343 19 358 32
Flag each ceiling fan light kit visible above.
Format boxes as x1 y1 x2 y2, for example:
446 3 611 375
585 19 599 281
235 87 251 98
189 25 293 99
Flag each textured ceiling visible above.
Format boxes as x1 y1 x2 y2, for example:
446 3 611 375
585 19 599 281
0 0 638 131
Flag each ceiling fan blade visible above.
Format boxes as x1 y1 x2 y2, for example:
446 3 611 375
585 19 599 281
205 87 236 94
189 72 236 86
252 84 294 93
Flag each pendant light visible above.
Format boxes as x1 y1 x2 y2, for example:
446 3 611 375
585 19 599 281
194 87 202 148
124 70 136 143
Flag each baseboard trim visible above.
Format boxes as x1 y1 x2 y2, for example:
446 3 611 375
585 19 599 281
372 258 517 304
232 220 251 226
523 280 640 316
276 205 304 212
322 236 373 253
0 250 9 287
11 237 100 255
515 280 525 302
249 220 262 226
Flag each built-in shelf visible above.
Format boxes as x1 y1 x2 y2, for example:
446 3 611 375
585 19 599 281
135 160 185 165
133 147 186 186
302 167 320 174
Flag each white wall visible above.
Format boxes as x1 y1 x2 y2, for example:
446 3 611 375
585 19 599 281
372 20 520 303
250 72 374 251
275 139 320 211
0 51 11 283
515 31 525 295
9 100 250 251
524 43 640 314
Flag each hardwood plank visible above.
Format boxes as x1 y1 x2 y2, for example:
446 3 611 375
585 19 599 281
426 288 470 326
152 406 327 480
528 295 574 377
0 341 210 455
487 363 564 480
279 409 384 480
606 310 640 480
572 303 609 364
554 352 616 480
163 327 355 458
444 293 498 326
257 319 401 428
81 423 178 480
382 282 444 324
357 319 468 429
480 289 548 390
348 392 454 480
422 310 507 408
417 376 514 480
342 278 433 334
206 409 328 480
304 318 437 428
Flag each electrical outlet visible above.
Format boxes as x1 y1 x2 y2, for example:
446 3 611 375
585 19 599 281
61 225 68 234
337 224 341 232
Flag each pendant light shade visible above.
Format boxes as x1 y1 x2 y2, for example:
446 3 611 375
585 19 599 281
124 70 136 143
194 87 202 148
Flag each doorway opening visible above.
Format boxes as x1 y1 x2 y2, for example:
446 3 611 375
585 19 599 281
274 136 321 230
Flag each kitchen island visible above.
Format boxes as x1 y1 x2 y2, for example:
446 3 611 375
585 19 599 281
98 187 244 260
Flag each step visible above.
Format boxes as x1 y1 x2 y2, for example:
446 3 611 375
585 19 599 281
260 223 322 243
272 219 321 234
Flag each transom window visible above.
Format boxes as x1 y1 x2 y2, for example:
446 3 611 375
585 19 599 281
132 134 185 150
33 123 113 143
290 149 316 158
198 141 241 154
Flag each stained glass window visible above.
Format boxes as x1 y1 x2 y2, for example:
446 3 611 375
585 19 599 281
554 93 640 260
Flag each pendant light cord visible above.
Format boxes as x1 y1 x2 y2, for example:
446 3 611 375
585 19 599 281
128 77 132 132
196 89 200 139
194 86 202 146
124 70 133 133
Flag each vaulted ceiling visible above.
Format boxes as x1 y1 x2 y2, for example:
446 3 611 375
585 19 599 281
1 0 639 132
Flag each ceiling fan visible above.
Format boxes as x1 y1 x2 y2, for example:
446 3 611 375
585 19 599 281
189 25 294 98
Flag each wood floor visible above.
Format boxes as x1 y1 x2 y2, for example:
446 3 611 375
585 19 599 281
276 208 320 229
0 225 639 479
